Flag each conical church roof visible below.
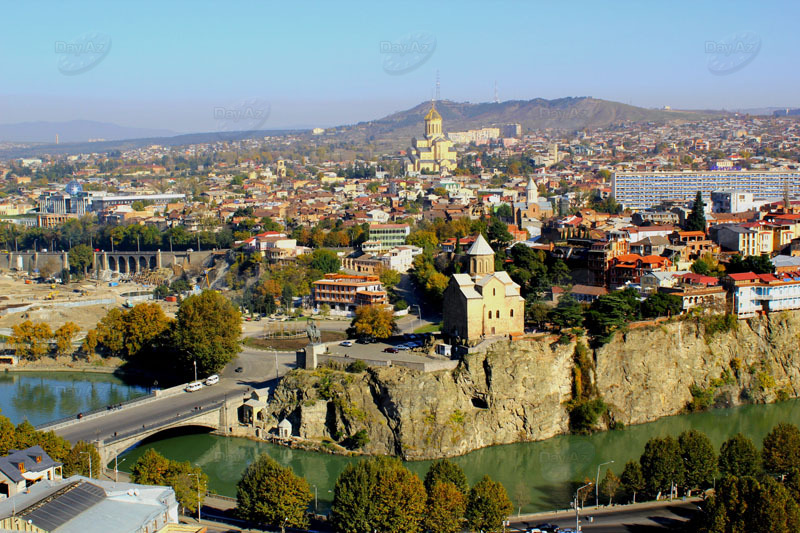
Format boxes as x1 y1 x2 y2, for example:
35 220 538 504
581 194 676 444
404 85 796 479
466 234 494 256
424 104 442 121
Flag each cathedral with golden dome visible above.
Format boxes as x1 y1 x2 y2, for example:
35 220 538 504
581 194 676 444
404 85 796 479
405 103 458 174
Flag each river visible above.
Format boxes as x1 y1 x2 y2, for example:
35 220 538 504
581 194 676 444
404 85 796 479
0 371 148 427
118 398 800 514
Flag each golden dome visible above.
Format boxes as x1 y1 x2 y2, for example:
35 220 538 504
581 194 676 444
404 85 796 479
424 104 442 121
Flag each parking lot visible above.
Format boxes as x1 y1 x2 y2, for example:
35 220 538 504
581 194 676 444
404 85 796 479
325 333 439 365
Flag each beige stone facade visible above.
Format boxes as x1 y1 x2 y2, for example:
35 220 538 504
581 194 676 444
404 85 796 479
442 234 524 342
405 104 457 174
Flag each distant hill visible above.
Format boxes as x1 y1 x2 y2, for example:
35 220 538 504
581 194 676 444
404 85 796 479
0 120 178 143
773 108 800 117
331 97 720 144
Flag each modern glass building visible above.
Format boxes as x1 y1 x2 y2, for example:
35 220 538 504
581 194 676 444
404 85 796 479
611 171 800 210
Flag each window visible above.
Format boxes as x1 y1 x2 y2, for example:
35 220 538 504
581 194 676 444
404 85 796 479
493 288 496 296
488 310 492 319
510 309 514 317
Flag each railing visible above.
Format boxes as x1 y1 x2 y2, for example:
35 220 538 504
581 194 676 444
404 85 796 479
102 400 225 445
36 391 158 431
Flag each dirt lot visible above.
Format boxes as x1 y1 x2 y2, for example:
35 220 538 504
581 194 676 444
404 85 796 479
0 273 177 333
244 330 346 351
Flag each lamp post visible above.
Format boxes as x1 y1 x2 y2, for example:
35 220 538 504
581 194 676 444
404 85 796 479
193 359 198 383
114 457 126 483
80 451 92 479
595 460 615 508
311 484 318 513
575 482 592 532
188 472 201 522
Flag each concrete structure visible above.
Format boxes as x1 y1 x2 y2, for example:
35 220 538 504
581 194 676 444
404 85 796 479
612 171 800 210
711 190 755 213
366 223 410 252
2 249 220 276
405 104 457 174
39 191 185 215
0 446 62 499
442 234 524 342
0 476 178 533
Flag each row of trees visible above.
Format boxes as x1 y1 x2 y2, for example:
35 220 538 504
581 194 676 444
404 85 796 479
130 449 207 515
234 454 513 533
85 291 241 378
9 320 81 360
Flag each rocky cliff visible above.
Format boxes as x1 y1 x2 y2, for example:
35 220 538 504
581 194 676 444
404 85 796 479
267 312 800 459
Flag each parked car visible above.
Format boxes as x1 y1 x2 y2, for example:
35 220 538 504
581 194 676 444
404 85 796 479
235 366 244 373
185 381 203 392
534 524 558 533
340 340 353 347
204 374 219 386
383 347 398 353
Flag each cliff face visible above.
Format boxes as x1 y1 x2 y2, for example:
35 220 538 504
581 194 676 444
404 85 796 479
267 312 800 460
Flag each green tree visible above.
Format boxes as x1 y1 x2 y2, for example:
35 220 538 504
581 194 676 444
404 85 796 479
130 448 171 485
719 433 762 478
236 453 311 530
640 436 685 497
641 292 683 318
424 481 466 533
379 268 401 290
763 423 800 476
465 475 513 533
309 248 341 273
726 253 776 275
63 441 101 478
685 191 707 232
424 458 469 495
406 230 438 253
349 304 396 340
600 469 621 505
620 460 645 503
486 217 513 250
68 243 94 275
679 429 717 492
173 290 242 376
331 456 426 533
130 449 207 514
548 294 584 329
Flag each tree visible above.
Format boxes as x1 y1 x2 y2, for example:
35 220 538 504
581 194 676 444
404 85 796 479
621 461 645 504
495 203 514 219
486 217 513 250
465 475 513 533
349 305 396 340
424 458 469 495
425 481 466 533
719 433 761 478
63 441 101 478
379 268 401 290
236 453 311 530
309 248 341 273
173 290 242 376
640 436 684 497
53 322 80 357
685 191 707 232
406 230 438 253
641 292 683 318
763 423 800 476
68 243 94 275
726 253 776 275
600 469 621 505
131 449 207 514
95 308 126 355
331 456 426 533
679 429 717 492
10 320 53 360
548 294 584 329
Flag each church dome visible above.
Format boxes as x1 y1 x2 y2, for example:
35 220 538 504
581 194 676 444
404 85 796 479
65 180 83 196
424 105 442 121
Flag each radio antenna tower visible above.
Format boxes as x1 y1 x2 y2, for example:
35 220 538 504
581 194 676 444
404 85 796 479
435 70 440 103
494 81 499 104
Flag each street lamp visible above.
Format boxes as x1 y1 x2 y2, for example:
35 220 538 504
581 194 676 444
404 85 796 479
80 451 92 479
188 472 201 522
575 482 592 532
595 460 615 508
311 484 318 513
114 457 126 483
193 359 198 383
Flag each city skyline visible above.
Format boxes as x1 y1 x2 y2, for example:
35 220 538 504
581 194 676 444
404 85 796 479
0 0 799 133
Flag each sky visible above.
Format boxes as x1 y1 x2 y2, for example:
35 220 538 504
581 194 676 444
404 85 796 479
1 0 799 133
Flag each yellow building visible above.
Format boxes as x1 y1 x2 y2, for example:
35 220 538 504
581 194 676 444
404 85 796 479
442 234 524 343
405 104 458 174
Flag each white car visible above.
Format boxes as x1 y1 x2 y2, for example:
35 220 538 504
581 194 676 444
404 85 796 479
185 381 203 392
204 374 219 386
340 340 353 347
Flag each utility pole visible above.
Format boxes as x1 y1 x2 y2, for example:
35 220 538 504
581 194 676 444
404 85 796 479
188 472 201 521
274 351 279 381
115 457 126 483
575 482 592 532
80 451 93 479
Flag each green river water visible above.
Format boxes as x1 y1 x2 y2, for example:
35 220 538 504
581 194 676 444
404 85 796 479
118 398 800 514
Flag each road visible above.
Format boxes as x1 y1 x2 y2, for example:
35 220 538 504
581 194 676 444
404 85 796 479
509 500 700 532
55 346 297 445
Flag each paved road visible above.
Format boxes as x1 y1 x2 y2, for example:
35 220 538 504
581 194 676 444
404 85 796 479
55 346 297 446
509 501 700 532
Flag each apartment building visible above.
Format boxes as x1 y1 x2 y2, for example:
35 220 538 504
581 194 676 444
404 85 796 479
729 271 800 318
312 273 387 315
366 223 410 252
612 171 800 210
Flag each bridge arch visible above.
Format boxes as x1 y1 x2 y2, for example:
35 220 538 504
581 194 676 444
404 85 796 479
108 256 117 272
128 256 137 273
149 256 157 269
118 257 127 274
139 256 148 271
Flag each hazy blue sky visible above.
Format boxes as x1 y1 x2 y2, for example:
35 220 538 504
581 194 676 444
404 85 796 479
1 0 798 132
